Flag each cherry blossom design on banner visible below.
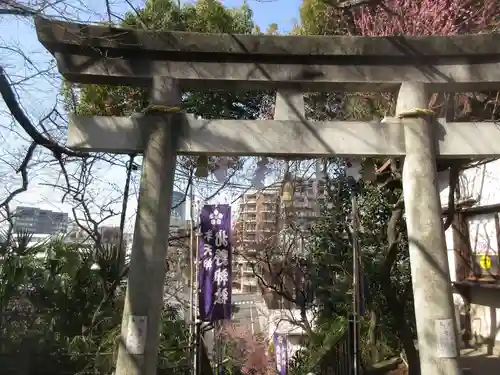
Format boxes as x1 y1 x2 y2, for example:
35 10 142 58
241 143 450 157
198 204 232 322
273 332 288 375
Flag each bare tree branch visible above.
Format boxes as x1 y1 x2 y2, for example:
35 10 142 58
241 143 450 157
0 66 85 158
443 163 460 231
0 0 37 16
0 142 36 209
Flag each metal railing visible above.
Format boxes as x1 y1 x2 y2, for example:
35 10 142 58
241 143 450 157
316 321 360 375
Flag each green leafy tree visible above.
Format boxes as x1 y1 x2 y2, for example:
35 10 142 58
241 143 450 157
64 0 265 121
308 173 409 362
0 231 189 375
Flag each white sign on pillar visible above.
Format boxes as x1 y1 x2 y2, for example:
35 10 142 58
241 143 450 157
435 318 457 358
126 315 148 355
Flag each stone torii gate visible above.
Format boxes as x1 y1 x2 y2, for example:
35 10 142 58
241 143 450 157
34 17 500 375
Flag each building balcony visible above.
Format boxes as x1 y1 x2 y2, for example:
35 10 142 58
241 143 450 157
237 249 256 256
242 233 257 238
241 277 258 286
233 254 247 263
242 266 255 274
259 227 274 232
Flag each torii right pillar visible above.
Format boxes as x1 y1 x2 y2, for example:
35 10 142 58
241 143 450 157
399 82 462 375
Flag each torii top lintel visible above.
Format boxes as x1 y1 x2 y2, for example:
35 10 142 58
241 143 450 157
34 16 500 92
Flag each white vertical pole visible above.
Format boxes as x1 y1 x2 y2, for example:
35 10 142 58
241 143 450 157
351 186 360 375
193 199 201 375
189 183 195 374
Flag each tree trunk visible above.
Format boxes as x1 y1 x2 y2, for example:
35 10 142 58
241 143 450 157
401 327 420 375
300 305 313 336
381 202 421 374
368 310 380 363
382 280 420 375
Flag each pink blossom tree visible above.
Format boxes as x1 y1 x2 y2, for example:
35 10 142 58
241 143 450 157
219 323 275 375
351 0 500 120
352 0 499 36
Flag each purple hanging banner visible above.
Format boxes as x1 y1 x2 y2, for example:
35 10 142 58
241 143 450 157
273 333 288 375
198 204 232 322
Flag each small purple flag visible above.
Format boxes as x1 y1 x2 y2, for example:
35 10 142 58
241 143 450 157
198 204 232 322
273 333 288 375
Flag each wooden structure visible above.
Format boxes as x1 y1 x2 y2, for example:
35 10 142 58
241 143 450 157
34 16 500 375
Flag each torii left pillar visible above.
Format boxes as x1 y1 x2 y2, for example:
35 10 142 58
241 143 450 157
115 77 181 375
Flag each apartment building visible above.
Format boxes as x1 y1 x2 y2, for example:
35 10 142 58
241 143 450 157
231 182 323 360
233 189 280 294
232 178 326 293
280 177 327 257
12 206 68 235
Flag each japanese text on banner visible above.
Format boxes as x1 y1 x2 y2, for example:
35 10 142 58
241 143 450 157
198 205 232 322
273 333 288 375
